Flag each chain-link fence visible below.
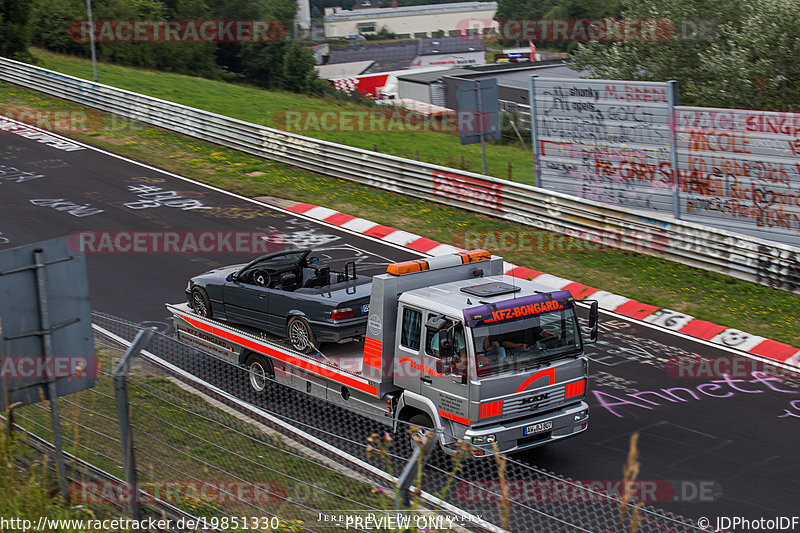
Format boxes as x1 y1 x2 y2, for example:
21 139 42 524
6 311 706 532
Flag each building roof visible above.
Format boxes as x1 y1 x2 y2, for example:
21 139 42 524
325 1 497 22
397 68 474 83
315 61 376 79
328 36 484 72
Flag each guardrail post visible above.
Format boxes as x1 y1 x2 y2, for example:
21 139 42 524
113 327 156 521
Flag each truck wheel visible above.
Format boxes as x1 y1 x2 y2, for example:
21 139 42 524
408 413 435 448
191 287 212 318
287 317 316 354
244 353 273 392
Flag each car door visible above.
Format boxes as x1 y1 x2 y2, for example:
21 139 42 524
223 270 271 328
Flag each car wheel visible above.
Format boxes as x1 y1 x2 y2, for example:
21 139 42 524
287 316 316 354
244 352 273 393
191 287 212 318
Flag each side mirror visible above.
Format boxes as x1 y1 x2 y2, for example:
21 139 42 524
587 300 599 343
438 326 455 359
226 272 235 282
308 256 319 265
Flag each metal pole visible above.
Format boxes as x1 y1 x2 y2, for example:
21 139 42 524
86 0 99 82
529 75 540 188
396 431 436 510
113 327 156 521
32 249 68 501
476 80 488 175
667 80 680 219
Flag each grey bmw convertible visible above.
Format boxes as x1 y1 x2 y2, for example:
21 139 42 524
186 249 372 353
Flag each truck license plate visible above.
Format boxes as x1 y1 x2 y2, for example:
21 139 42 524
524 420 553 436
361 304 370 313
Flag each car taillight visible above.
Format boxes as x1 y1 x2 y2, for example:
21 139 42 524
331 308 354 320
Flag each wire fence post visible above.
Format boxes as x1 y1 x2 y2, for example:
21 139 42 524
113 327 155 521
396 432 436 510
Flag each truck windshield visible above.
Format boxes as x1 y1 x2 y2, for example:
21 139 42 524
471 307 581 378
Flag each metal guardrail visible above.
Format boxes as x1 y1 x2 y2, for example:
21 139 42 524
1 56 798 293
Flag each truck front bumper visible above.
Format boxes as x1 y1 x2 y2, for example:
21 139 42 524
461 401 589 456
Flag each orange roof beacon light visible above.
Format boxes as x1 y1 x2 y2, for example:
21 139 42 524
386 250 491 276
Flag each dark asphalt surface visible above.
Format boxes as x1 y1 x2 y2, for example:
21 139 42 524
2 128 798 526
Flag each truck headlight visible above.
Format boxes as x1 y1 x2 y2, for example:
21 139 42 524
574 410 588 422
471 434 496 445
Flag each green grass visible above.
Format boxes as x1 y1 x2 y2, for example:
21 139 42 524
29 48 535 183
1 54 798 348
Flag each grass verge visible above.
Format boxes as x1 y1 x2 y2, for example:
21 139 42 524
0 71 798 347
28 48 534 184
10 347 377 531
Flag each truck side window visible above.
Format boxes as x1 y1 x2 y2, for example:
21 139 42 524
400 308 422 350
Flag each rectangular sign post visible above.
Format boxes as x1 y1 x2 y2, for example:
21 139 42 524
457 78 501 175
0 237 95 499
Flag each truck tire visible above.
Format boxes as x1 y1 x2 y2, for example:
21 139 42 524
287 316 316 354
408 413 434 431
407 413 436 449
244 352 273 392
190 287 212 318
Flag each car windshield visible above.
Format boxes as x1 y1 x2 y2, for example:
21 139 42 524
471 307 581 378
243 251 308 273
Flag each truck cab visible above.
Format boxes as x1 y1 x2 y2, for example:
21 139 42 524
391 276 591 455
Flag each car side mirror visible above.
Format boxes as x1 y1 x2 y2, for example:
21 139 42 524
308 256 319 265
226 272 235 282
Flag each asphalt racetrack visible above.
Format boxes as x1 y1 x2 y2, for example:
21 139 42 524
1 127 798 525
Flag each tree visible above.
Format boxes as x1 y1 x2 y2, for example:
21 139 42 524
694 0 800 110
567 0 800 110
0 0 33 61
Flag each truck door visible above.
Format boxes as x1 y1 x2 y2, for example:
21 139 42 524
394 306 423 394
420 316 470 425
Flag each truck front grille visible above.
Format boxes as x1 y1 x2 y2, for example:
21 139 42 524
503 384 565 417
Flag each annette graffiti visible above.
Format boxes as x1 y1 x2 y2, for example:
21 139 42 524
68 20 285 43
67 231 283 254
593 371 796 418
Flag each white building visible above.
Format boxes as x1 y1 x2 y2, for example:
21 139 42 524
323 1 498 39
